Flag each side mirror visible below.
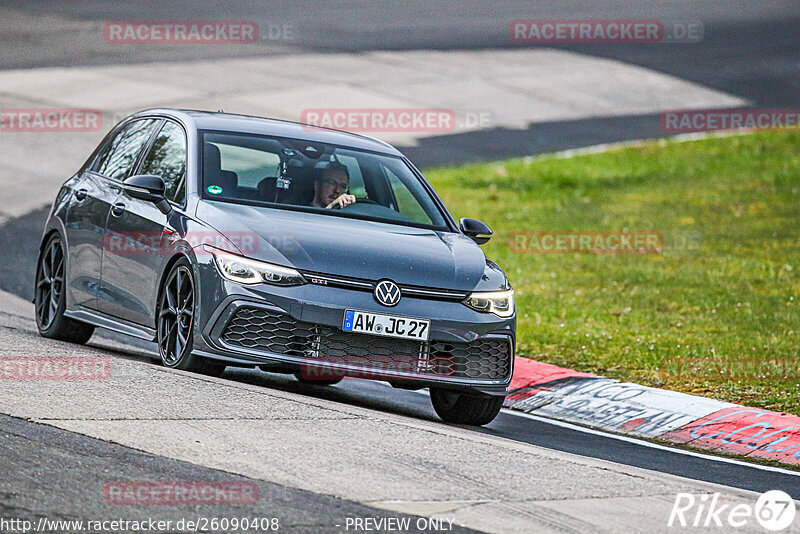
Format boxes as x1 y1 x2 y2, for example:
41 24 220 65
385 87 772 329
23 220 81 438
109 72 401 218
123 175 171 214
459 217 492 245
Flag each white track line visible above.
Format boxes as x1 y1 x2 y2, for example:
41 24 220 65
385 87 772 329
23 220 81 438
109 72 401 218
532 130 752 161
412 389 799 476
502 409 800 477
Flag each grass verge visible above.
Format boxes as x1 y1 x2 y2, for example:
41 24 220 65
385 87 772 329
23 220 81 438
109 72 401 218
424 131 800 414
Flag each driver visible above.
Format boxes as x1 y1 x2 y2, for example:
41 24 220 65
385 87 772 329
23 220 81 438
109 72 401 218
312 162 356 209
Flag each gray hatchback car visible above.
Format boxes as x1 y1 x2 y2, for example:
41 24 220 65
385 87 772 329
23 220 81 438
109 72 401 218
35 109 515 425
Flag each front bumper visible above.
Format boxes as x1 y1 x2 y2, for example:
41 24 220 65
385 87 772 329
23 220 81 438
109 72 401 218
191 258 515 396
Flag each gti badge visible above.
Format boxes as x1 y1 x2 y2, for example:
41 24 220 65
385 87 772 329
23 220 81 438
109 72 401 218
374 279 401 307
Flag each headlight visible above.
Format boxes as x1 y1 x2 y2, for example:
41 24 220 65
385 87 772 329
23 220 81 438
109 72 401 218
463 289 514 318
204 245 306 286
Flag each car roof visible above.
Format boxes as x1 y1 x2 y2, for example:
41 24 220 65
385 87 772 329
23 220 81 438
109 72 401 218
130 108 403 156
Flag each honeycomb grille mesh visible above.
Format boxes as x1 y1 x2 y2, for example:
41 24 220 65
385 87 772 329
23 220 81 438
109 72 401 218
220 307 511 380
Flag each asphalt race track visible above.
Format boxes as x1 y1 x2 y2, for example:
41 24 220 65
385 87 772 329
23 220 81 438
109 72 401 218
2 0 799 166
1 308 797 533
1 1 799 532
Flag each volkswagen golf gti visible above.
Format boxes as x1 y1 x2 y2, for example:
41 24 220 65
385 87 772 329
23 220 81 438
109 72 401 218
34 109 515 425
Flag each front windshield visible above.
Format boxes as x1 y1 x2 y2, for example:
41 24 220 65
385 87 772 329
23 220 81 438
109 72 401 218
199 131 449 230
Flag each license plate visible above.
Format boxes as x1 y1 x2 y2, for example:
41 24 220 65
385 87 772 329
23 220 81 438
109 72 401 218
343 310 430 341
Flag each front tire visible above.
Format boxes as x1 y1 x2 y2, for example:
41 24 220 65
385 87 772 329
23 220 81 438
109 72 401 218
430 388 504 426
157 258 225 377
34 234 94 344
294 373 342 386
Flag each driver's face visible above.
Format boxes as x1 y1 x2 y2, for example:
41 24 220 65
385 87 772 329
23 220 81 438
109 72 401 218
317 170 349 203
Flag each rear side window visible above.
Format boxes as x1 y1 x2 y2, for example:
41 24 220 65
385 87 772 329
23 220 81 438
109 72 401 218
93 119 159 180
140 121 187 203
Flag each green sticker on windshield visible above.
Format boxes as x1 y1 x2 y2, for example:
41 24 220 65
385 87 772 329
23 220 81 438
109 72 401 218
207 185 223 195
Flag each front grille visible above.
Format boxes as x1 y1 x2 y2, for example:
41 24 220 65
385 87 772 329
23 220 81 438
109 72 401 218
298 271 469 301
220 307 511 380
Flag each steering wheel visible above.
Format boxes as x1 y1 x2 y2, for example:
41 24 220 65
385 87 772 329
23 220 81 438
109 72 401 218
331 197 379 209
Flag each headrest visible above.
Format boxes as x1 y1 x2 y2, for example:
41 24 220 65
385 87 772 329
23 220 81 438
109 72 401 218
257 177 277 197
203 143 237 196
203 143 222 172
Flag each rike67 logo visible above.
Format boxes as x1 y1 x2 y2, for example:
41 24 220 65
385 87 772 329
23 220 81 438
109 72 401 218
669 490 796 531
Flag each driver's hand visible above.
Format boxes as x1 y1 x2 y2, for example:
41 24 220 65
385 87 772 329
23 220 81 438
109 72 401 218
326 194 356 209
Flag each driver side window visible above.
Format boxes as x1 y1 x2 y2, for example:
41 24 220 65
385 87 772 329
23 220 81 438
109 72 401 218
140 121 187 204
93 119 159 180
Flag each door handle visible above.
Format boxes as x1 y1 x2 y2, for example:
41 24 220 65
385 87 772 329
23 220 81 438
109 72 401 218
110 202 126 217
74 189 88 201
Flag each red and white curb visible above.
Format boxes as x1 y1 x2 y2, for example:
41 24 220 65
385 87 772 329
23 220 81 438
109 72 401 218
506 357 800 466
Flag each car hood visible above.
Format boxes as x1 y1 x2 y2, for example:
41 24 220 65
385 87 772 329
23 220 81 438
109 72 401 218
196 201 504 291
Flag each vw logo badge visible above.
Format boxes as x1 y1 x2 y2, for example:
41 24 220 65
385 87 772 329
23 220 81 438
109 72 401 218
374 279 401 307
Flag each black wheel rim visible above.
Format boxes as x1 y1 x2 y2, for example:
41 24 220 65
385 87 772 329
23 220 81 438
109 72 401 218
158 265 194 366
35 238 64 330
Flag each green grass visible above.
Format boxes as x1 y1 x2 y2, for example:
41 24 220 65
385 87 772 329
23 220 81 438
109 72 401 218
424 131 800 414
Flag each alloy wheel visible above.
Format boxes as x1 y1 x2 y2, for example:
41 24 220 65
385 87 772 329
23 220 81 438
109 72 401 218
35 238 65 330
158 265 194 366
